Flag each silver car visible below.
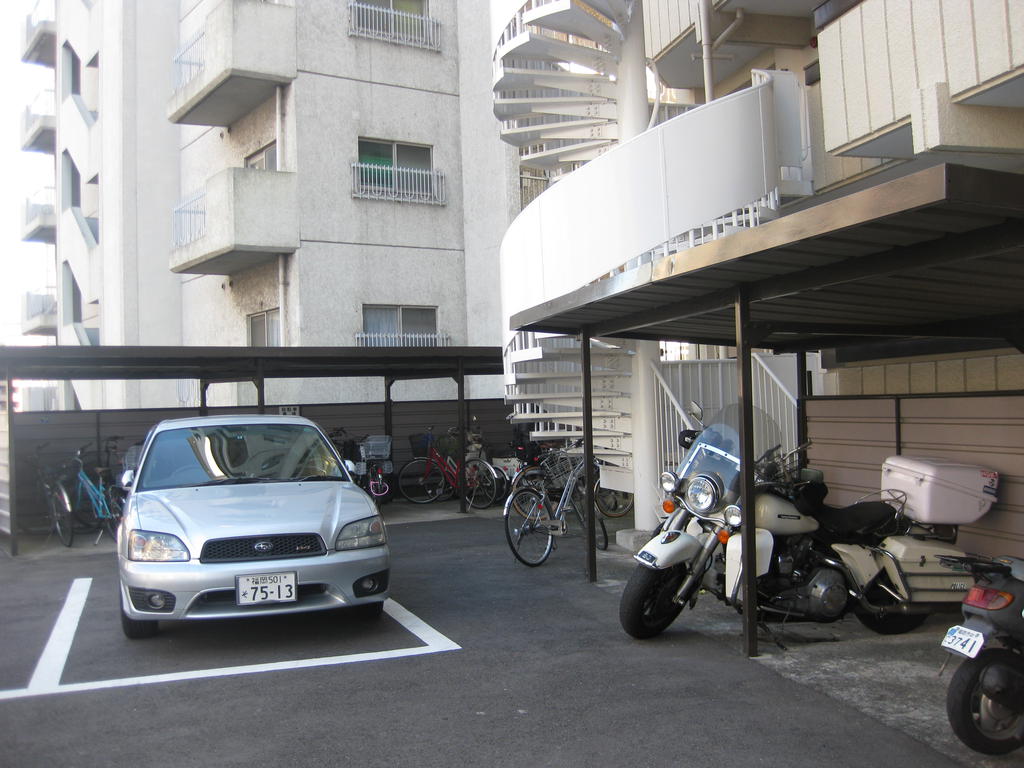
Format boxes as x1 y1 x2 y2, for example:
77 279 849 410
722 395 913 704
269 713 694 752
117 415 390 639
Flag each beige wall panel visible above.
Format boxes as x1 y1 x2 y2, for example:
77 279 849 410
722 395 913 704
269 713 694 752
817 24 850 149
941 0 979 96
807 395 1024 557
972 0 1012 84
862 0 896 129
839 11 871 140
998 355 1024 389
910 0 948 87
886 0 918 119
910 361 937 393
965 356 998 391
1012 0 1024 67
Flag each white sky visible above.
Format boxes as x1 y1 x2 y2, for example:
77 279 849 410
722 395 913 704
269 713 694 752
2 0 57 346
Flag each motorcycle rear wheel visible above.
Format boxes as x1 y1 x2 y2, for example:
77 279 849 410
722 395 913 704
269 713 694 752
619 564 687 639
947 648 1024 755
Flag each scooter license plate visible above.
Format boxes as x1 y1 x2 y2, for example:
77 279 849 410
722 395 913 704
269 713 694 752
940 625 985 659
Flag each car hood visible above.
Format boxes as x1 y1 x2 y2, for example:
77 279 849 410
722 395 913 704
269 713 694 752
131 481 377 550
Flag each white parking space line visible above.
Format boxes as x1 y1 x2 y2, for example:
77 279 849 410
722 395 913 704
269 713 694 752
27 578 92 694
0 596 459 702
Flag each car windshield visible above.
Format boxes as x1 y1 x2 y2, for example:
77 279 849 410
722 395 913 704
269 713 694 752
137 423 348 491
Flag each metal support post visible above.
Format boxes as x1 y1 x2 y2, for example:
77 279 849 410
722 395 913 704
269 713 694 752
735 287 758 657
383 377 395 438
255 360 266 414
796 350 808 465
199 380 209 416
456 359 466 515
581 329 597 582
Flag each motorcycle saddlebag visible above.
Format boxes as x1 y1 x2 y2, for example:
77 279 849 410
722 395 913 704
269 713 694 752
877 537 973 602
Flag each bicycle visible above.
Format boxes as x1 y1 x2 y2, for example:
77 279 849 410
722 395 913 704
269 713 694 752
57 441 123 544
31 443 74 547
503 449 608 566
328 427 394 504
396 427 499 508
508 443 634 519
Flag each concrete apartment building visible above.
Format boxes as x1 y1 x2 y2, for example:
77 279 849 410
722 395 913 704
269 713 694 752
19 0 516 410
490 0 1024 555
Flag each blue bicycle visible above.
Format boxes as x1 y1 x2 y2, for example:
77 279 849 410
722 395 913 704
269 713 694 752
56 441 124 544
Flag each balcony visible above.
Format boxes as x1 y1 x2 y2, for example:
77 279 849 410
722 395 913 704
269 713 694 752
348 1 442 51
351 163 447 205
21 289 57 336
21 0 56 67
355 332 451 347
21 89 55 154
22 188 56 244
170 167 298 275
168 0 296 126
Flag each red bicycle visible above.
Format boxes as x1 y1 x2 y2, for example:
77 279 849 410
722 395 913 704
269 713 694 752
396 428 498 508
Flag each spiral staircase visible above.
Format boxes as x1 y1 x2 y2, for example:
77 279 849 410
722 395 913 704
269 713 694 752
493 0 650 173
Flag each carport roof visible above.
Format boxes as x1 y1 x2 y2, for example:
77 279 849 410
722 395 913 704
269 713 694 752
0 345 504 382
511 164 1024 352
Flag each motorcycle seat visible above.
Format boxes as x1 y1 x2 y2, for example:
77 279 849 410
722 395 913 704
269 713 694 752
813 501 898 540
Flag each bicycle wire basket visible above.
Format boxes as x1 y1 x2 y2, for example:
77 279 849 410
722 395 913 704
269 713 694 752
540 450 581 489
359 435 392 460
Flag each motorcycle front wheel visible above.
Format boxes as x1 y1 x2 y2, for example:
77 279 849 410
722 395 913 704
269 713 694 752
619 564 687 639
947 648 1024 755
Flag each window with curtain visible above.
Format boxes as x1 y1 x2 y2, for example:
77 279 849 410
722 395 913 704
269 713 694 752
361 305 442 346
248 308 281 346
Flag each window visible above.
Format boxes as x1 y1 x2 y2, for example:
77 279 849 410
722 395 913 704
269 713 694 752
353 139 445 204
349 0 440 51
248 308 280 346
358 305 447 346
245 142 278 171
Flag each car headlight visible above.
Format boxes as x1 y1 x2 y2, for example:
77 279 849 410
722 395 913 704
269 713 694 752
683 475 718 513
128 530 190 562
336 516 387 551
660 471 680 493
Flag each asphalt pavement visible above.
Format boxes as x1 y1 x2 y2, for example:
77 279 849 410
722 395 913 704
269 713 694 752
0 500 1020 768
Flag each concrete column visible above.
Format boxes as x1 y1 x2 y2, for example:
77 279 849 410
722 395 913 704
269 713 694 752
617 1 648 142
631 340 662 532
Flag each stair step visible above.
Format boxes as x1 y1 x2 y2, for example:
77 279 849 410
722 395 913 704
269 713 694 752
522 1 621 53
505 391 624 401
497 32 618 74
501 118 616 147
494 67 617 99
508 410 623 422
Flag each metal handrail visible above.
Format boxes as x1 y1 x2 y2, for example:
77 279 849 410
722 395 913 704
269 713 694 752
348 1 441 51
351 162 446 205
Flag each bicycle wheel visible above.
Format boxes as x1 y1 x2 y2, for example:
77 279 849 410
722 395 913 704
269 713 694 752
48 484 74 547
464 459 498 509
397 459 448 504
595 484 634 518
102 492 123 541
503 488 553 566
573 491 608 550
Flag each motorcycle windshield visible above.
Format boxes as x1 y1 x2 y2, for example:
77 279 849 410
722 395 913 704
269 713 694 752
676 404 783 497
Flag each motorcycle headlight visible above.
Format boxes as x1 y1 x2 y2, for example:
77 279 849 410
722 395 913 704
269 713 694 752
724 504 742 527
660 471 680 493
336 516 387 551
684 475 718 514
128 530 190 562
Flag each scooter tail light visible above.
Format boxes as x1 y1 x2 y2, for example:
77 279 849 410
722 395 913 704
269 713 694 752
964 586 1014 611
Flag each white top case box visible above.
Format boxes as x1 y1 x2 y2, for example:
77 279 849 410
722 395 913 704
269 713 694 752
881 456 999 524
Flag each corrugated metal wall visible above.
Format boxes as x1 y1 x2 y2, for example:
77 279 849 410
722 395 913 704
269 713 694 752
806 394 1024 558
10 398 513 535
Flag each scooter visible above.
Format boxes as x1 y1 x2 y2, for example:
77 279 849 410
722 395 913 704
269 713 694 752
619 403 999 640
940 554 1024 755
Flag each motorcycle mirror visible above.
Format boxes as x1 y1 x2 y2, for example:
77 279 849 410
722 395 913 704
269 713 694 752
343 459 357 474
686 401 703 424
119 469 135 489
678 429 700 449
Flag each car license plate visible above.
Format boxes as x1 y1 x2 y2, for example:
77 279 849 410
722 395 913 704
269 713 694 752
236 572 297 606
940 625 985 658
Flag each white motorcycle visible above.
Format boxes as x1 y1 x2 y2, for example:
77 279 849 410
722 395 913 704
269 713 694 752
619 404 999 640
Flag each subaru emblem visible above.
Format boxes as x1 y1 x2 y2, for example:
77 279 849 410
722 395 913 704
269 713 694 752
253 540 273 553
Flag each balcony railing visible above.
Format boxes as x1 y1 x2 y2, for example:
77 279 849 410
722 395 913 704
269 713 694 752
352 162 446 205
173 30 206 92
348 1 441 51
172 190 207 248
355 332 451 347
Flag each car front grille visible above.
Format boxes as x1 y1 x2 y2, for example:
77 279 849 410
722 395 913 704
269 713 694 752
200 534 327 563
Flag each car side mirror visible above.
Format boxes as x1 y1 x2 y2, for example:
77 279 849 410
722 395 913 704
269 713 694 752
678 429 700 449
120 469 135 488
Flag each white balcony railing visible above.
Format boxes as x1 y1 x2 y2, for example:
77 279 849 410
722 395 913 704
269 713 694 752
30 0 55 25
351 162 446 205
24 289 57 321
172 190 207 247
355 332 451 347
25 186 55 222
348 1 441 51
173 29 205 91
